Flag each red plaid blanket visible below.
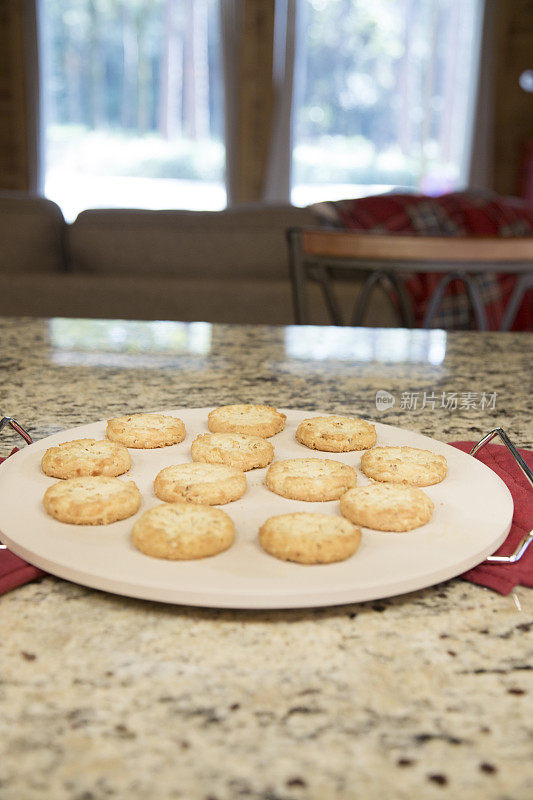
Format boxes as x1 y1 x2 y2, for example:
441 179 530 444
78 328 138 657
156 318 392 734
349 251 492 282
310 191 533 330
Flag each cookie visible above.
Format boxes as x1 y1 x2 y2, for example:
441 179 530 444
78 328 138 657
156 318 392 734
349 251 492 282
43 476 141 525
360 446 447 486
266 458 357 501
41 438 131 479
259 512 362 564
132 502 235 560
340 483 434 531
207 404 286 438
106 413 186 449
191 432 274 471
154 463 246 505
296 415 377 452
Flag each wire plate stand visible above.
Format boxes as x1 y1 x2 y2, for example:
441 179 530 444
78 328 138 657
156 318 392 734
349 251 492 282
0 417 33 549
469 427 532 564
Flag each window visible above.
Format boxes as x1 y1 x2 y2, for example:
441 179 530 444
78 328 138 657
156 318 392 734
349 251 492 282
291 0 483 206
41 0 225 221
40 0 485 216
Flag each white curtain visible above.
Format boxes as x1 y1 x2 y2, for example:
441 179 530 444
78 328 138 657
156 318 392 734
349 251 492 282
262 0 296 202
220 0 244 206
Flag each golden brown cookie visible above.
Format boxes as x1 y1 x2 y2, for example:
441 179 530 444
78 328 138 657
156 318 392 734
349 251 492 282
191 432 274 471
360 446 447 486
106 413 186 449
41 438 131 479
43 477 141 525
154 463 246 505
296 415 377 452
340 483 434 531
207 404 286 438
266 458 357 501
132 502 235 560
259 512 362 564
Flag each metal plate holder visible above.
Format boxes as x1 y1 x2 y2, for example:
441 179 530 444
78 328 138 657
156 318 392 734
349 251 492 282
0 417 33 550
470 428 532 564
0 417 33 450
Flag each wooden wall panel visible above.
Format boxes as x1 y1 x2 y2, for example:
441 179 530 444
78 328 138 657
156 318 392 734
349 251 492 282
493 0 533 196
235 0 275 203
0 0 31 191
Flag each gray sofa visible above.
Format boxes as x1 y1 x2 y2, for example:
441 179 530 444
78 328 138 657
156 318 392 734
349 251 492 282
0 191 398 325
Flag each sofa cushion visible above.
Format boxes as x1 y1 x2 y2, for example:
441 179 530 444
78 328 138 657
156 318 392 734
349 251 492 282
310 190 533 235
0 273 399 326
68 204 316 280
0 191 66 274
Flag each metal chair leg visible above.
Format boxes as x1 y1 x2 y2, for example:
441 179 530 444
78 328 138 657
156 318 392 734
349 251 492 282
423 272 488 330
313 266 344 325
461 273 489 331
387 273 416 327
500 273 533 331
287 229 309 325
351 271 388 326
351 272 415 327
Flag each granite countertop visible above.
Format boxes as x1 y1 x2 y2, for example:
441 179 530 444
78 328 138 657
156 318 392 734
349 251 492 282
0 318 532 800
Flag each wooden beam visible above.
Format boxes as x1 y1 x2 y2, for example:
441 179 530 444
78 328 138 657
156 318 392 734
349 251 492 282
235 0 275 203
0 0 30 191
301 229 533 262
493 0 533 195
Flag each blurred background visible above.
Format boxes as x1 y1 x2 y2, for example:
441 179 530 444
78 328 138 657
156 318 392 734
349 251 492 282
3 0 531 221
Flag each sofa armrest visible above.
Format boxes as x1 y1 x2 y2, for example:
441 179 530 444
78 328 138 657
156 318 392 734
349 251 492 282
0 191 67 274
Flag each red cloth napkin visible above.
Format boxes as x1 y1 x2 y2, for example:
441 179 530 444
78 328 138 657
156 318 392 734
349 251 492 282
0 444 531 597
0 448 47 595
452 441 533 594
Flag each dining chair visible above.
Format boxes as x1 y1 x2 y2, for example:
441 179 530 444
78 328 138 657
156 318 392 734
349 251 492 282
287 228 533 330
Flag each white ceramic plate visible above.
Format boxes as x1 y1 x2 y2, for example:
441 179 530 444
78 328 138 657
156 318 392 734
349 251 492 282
0 408 512 609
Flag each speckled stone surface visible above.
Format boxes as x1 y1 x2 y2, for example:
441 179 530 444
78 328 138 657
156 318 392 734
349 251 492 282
1 318 532 800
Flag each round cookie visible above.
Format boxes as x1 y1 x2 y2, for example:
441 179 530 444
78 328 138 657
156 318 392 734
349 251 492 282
43 476 141 525
41 438 131 479
154 463 246 505
360 446 447 486
191 432 274 471
106 413 186 449
207 404 286 438
259 512 362 564
296 415 377 452
132 502 235 560
340 483 434 531
266 458 357 501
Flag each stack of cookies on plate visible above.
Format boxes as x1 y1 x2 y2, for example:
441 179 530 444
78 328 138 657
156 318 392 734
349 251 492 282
40 404 447 566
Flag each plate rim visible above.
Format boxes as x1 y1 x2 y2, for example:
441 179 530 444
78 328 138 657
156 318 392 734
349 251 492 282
0 407 514 609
